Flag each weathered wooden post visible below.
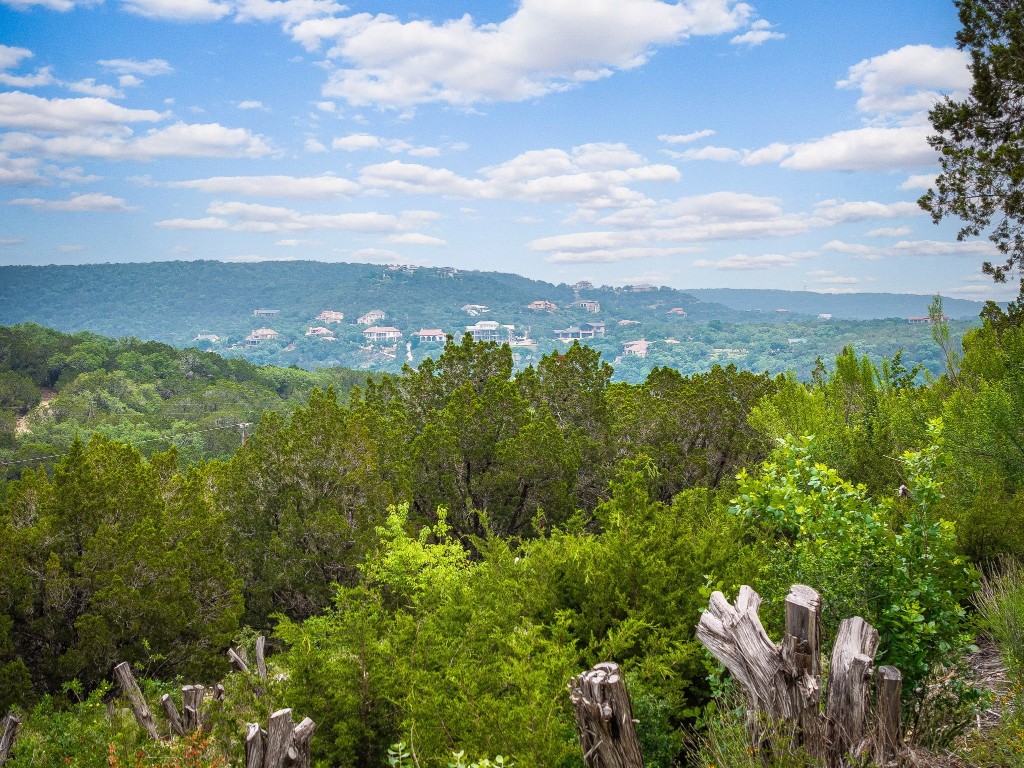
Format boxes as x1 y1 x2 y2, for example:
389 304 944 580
113 662 160 741
288 717 317 768
255 635 268 680
228 647 250 673
874 666 903 766
0 713 20 766
568 661 644 768
181 684 205 732
264 708 294 768
245 722 265 768
696 585 903 767
160 694 186 737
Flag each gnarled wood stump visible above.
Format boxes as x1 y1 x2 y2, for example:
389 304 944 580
568 662 644 768
696 584 904 767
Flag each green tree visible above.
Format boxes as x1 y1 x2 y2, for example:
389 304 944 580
921 0 1024 285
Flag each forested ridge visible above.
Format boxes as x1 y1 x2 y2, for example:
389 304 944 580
0 260 984 379
2 300 1024 767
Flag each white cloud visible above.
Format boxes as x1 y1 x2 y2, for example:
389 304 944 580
838 44 971 116
233 0 346 26
0 92 166 132
167 173 359 198
9 192 137 211
899 173 936 190
304 138 327 153
866 226 912 237
0 237 25 246
740 142 790 165
350 247 402 262
658 129 715 144
0 0 82 10
57 243 85 252
780 125 935 171
159 200 438 233
331 132 438 155
730 20 784 47
66 79 124 99
693 252 811 270
812 199 922 222
296 0 761 107
676 145 742 161
0 67 57 88
0 45 33 71
118 75 143 87
387 232 445 246
315 100 337 112
545 246 699 263
98 58 174 76
237 100 264 109
0 122 271 160
0 152 43 185
815 275 859 284
120 0 231 21
155 216 230 229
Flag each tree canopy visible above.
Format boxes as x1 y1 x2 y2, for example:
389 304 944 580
921 0 1024 285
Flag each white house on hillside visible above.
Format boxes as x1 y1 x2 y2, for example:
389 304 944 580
363 326 402 343
357 309 386 325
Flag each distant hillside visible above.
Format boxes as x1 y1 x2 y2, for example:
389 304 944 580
0 260 981 380
686 288 986 320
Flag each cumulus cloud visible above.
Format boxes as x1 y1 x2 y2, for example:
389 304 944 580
304 138 327 153
672 145 742 161
66 78 124 99
821 237 998 260
0 152 44 185
0 45 33 71
386 232 445 246
866 226 912 237
658 129 715 144
545 245 699 263
0 92 166 132
730 20 784 46
98 58 174 76
167 173 359 198
9 192 136 211
120 0 231 21
289 0 763 107
0 0 82 10
899 173 936 190
158 200 438 233
693 252 812 270
838 44 971 116
237 100 264 109
233 0 346 26
779 125 935 171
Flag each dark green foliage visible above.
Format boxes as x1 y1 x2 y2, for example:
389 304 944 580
921 0 1024 283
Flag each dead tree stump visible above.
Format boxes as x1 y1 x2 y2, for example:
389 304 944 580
0 713 20 766
696 585 904 767
113 662 160 741
568 661 644 768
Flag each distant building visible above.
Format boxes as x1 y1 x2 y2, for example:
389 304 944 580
466 320 512 343
363 326 403 343
572 280 594 292
623 340 651 358
775 308 789 314
617 319 641 327
630 283 657 292
316 310 345 324
253 309 280 318
527 300 558 312
462 304 490 316
787 338 807 345
581 321 606 337
306 326 336 339
413 329 446 343
908 315 948 324
667 307 688 316
357 309 386 325
568 299 600 313
245 328 279 347
817 313 833 320
193 333 220 343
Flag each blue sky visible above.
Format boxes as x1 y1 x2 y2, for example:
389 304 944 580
0 0 1011 300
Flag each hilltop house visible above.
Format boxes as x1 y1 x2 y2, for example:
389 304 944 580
413 329 446 343
467 320 512 343
462 304 490 316
582 321 605 336
306 326 336 339
193 333 220 343
245 328 279 347
554 322 605 341
908 315 948 324
357 310 386 325
572 280 594 291
363 326 403 343
527 300 558 312
253 309 280 318
623 339 651 358
316 310 344 324
568 299 600 313
667 307 688 316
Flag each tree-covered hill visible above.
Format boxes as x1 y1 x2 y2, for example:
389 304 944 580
0 261 985 379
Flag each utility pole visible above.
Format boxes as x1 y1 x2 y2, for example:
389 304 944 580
239 422 251 445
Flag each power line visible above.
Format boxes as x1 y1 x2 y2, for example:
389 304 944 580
0 423 250 467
